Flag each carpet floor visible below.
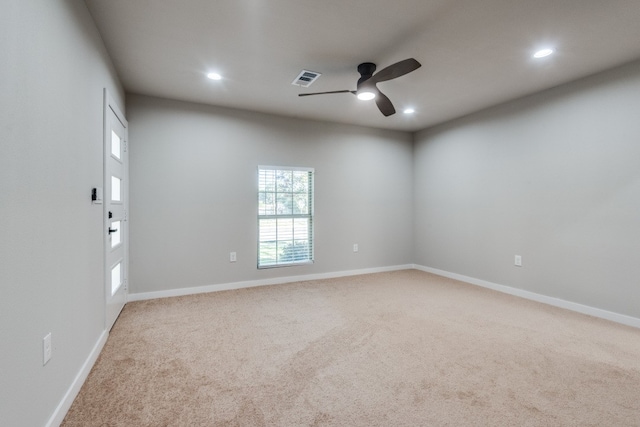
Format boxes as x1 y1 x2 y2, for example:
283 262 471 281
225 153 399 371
62 270 640 426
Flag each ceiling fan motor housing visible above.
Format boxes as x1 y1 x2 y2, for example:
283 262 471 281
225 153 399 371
357 62 377 87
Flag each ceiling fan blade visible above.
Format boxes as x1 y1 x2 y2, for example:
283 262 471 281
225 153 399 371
374 89 396 116
298 90 355 97
369 58 421 84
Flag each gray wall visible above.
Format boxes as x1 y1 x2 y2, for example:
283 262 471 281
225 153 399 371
414 60 640 318
0 1 124 426
127 95 414 294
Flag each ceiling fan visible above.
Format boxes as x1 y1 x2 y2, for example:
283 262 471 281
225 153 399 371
298 58 421 117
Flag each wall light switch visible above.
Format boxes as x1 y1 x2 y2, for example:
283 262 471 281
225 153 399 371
91 187 103 204
514 255 522 267
230 252 237 262
353 244 359 253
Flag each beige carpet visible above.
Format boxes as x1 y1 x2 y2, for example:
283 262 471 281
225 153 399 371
63 270 640 426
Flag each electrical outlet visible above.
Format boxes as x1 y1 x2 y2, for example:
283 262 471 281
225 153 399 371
43 333 52 365
353 244 359 253
230 252 237 262
514 255 522 267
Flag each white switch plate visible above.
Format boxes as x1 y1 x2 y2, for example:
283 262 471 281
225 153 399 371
353 244 359 253
514 255 522 267
91 187 103 204
43 333 52 365
230 252 237 262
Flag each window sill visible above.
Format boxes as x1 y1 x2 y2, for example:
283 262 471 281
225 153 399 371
257 260 314 269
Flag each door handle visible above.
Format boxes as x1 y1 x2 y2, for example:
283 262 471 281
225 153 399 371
108 227 118 234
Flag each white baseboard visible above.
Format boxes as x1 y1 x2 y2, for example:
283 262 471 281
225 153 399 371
413 264 640 329
46 330 108 427
128 264 414 302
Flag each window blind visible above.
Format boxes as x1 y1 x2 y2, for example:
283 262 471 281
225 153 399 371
258 166 314 268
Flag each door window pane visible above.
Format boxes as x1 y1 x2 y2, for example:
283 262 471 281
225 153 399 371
111 221 121 248
111 176 121 202
111 262 122 295
111 130 121 160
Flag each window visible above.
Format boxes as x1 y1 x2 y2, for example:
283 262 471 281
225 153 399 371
111 262 122 295
258 166 314 268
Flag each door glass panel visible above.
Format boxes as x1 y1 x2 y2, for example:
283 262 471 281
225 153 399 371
111 176 121 202
111 221 121 248
111 262 122 295
111 130 121 159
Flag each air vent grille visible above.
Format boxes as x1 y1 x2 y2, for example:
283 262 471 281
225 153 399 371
292 70 321 87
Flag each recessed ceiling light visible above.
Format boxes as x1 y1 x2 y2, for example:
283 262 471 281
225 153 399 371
207 72 222 80
357 91 376 101
403 108 415 114
533 48 554 59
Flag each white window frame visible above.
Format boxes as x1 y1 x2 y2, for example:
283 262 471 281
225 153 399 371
257 166 314 268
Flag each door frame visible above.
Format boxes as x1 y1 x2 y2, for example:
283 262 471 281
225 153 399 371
103 89 129 330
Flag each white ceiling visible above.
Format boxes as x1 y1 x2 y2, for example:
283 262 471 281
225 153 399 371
85 0 640 132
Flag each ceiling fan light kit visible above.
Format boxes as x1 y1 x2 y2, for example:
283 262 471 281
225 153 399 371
299 58 421 117
357 91 376 101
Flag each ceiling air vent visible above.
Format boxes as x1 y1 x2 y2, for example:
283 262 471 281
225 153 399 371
292 70 321 87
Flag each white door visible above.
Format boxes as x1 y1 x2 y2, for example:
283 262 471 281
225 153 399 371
104 91 128 330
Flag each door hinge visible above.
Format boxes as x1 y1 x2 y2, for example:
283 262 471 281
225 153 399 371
124 209 128 222
123 139 128 152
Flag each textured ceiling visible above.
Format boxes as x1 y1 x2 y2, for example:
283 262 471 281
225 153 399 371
85 0 640 132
